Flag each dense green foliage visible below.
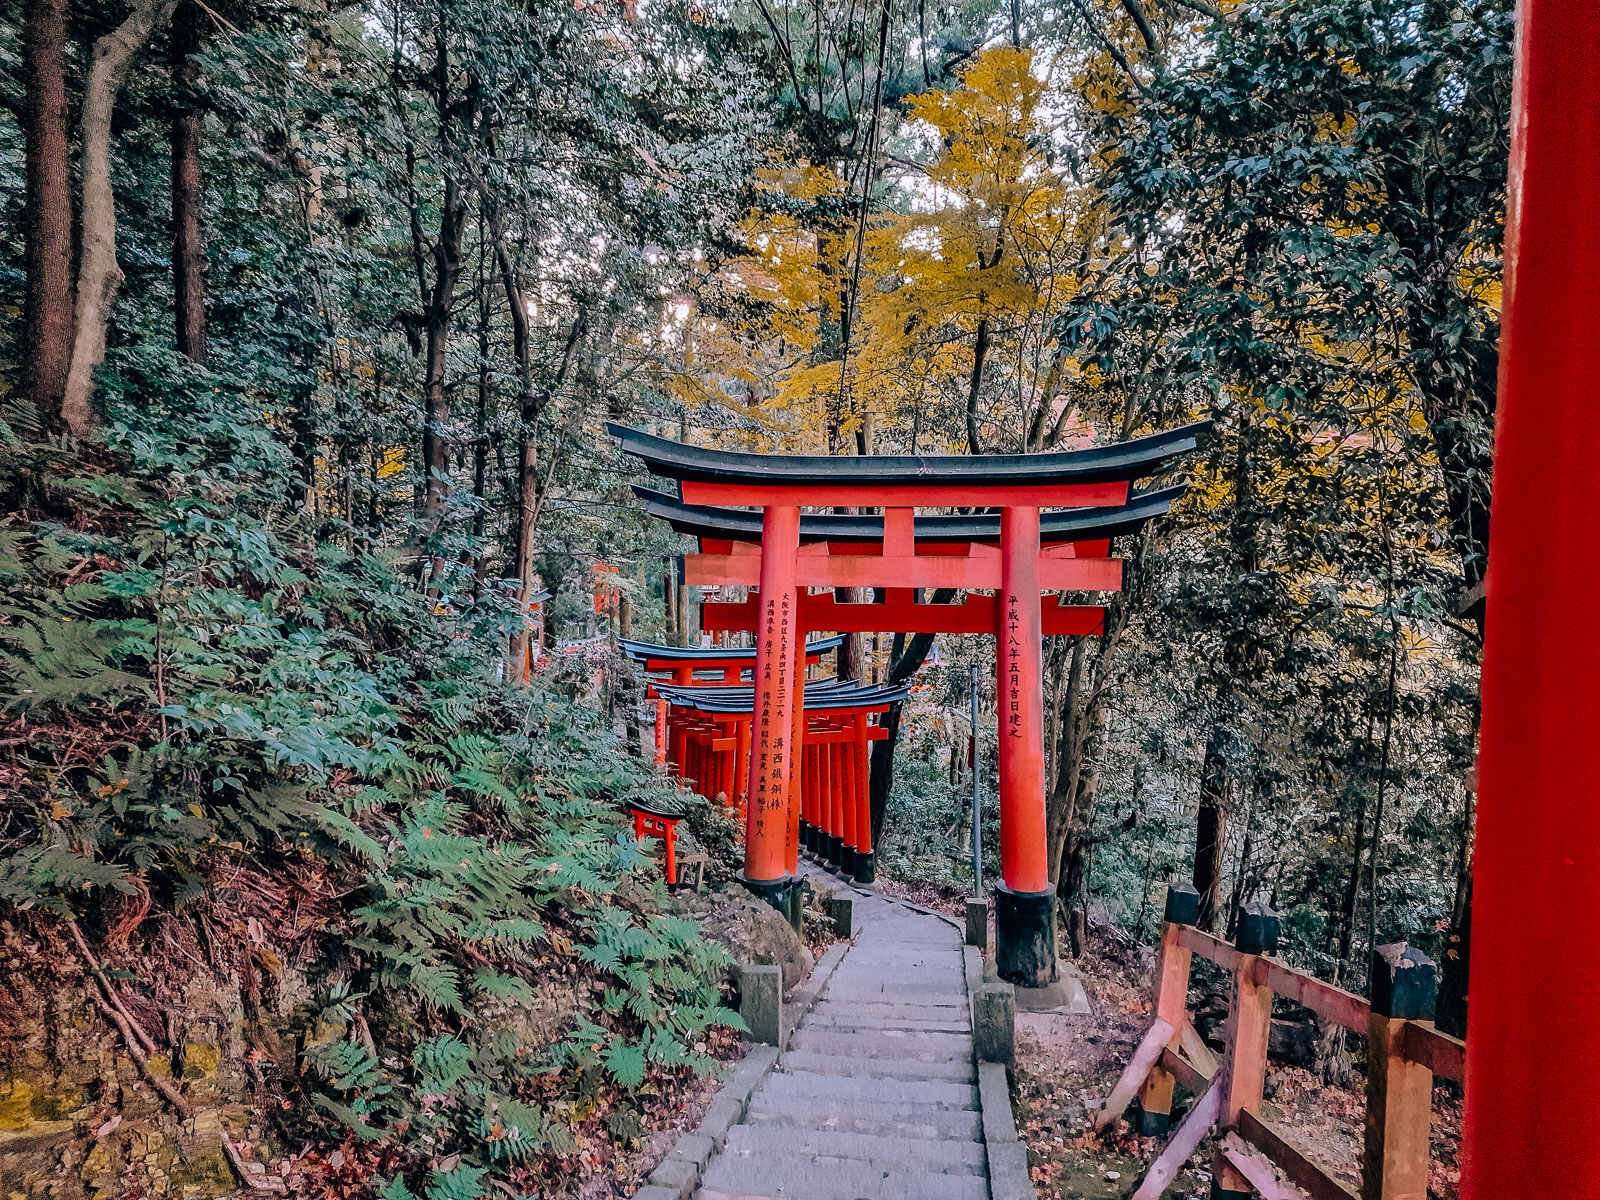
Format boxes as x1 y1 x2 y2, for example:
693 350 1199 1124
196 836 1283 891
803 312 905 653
1 391 739 1192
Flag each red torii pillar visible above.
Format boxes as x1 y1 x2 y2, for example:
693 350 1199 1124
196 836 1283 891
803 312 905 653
743 505 802 907
996 507 1054 976
1462 1 1600 1192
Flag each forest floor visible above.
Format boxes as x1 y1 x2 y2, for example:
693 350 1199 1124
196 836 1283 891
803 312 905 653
1012 943 1465 1200
870 876 1464 1200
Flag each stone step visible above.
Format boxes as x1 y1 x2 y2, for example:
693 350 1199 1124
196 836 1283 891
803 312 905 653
745 1097 984 1141
822 988 969 1007
790 1028 973 1061
722 1123 987 1174
698 1153 989 1200
780 1050 976 1082
810 998 967 1017
756 1069 979 1110
802 1011 971 1034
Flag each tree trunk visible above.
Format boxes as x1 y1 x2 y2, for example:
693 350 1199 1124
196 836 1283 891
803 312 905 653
1192 730 1228 930
169 0 206 363
23 0 74 430
867 596 953 842
965 316 990 454
420 175 466 585
1436 870 1471 1037
61 0 180 438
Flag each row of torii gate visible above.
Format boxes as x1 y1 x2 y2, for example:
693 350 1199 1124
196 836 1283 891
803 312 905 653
600 10 1600 1186
611 421 1205 988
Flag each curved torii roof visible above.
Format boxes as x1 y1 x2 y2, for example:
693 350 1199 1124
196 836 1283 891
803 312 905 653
656 678 911 714
620 633 845 664
608 422 1209 489
631 485 1186 546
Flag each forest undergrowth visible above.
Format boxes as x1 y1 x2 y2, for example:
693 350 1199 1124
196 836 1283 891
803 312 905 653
0 395 747 1199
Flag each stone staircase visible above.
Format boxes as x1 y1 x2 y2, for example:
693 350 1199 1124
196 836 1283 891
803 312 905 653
695 887 1026 1200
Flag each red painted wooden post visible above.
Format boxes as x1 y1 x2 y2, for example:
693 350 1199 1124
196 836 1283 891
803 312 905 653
1212 903 1279 1199
995 505 1055 986
852 712 875 883
743 506 801 904
734 716 751 819
1135 884 1200 1135
719 723 736 807
654 697 668 767
1464 3 1600 1194
788 633 807 876
828 734 845 869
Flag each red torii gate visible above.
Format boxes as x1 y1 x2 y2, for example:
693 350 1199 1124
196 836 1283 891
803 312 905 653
613 423 1203 987
653 679 907 884
620 635 844 765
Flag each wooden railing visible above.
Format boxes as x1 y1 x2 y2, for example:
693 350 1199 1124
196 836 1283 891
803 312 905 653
1095 884 1464 1200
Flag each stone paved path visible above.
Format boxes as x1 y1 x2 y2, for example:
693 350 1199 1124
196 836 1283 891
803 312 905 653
697 882 1022 1200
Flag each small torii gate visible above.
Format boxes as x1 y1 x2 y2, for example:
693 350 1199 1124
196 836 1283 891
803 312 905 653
653 678 907 882
613 422 1203 987
619 635 844 766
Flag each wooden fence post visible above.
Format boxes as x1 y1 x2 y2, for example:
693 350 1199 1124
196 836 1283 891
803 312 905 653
1362 943 1437 1200
1136 882 1200 1135
1212 900 1279 1199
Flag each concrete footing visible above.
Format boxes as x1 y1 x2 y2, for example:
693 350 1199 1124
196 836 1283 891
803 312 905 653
973 978 1016 1065
738 963 782 1045
965 897 988 952
825 893 854 939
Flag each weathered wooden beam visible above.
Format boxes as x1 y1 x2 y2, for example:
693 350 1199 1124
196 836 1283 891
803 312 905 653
1261 960 1370 1034
1400 1020 1464 1084
1095 1017 1176 1132
1362 944 1437 1200
1131 1074 1222 1200
1220 1132 1308 1200
1175 924 1244 971
1158 1045 1211 1094
1237 1111 1359 1200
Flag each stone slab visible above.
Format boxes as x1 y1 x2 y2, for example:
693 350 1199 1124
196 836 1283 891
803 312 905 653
699 1154 990 1200
722 1123 986 1174
986 1140 1036 1200
802 1011 972 1034
790 1028 973 1061
756 1069 979 1110
978 1062 1019 1145
745 1098 984 1141
1012 972 1090 1015
779 1050 977 1083
647 1156 697 1198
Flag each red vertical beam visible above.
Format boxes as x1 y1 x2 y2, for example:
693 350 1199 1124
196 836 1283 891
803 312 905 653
852 713 875 883
654 697 668 768
830 736 842 858
786 632 805 876
719 723 736 807
997 506 1048 891
995 505 1057 986
743 506 801 892
734 715 751 820
1462 4 1600 1193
